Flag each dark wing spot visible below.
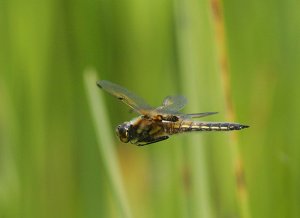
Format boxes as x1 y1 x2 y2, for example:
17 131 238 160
162 115 179 122
170 116 179 122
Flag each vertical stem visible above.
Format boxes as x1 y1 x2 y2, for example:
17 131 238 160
210 0 251 218
84 69 132 218
173 0 214 217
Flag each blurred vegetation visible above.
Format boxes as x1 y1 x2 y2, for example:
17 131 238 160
1 0 300 217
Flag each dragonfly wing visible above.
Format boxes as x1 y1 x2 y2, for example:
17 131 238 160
184 112 218 118
156 95 187 113
97 80 154 115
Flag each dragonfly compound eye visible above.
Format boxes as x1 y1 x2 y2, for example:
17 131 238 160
116 123 131 143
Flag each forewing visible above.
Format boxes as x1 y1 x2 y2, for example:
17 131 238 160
97 80 154 114
156 95 187 113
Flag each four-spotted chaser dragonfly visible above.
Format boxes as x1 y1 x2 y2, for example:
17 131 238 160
97 80 249 146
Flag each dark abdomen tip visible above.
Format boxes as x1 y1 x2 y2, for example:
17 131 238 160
229 123 249 130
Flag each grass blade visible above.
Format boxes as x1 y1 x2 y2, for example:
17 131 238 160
210 0 251 217
84 69 132 218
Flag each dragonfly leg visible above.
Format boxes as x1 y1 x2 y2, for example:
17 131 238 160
136 136 169 146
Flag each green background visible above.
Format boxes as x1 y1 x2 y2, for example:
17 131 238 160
1 0 299 217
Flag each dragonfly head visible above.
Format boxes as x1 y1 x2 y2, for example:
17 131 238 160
116 122 132 143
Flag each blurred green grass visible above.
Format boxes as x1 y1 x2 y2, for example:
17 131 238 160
1 0 300 217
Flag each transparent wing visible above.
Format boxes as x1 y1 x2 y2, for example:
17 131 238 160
97 80 154 115
183 112 218 119
155 95 188 113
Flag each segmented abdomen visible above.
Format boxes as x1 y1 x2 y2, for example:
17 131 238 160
167 120 249 134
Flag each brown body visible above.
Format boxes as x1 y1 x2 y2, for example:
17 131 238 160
124 115 247 146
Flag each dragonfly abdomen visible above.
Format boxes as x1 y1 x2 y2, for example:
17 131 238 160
169 121 249 134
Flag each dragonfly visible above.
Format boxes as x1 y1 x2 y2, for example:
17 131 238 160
97 80 249 146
